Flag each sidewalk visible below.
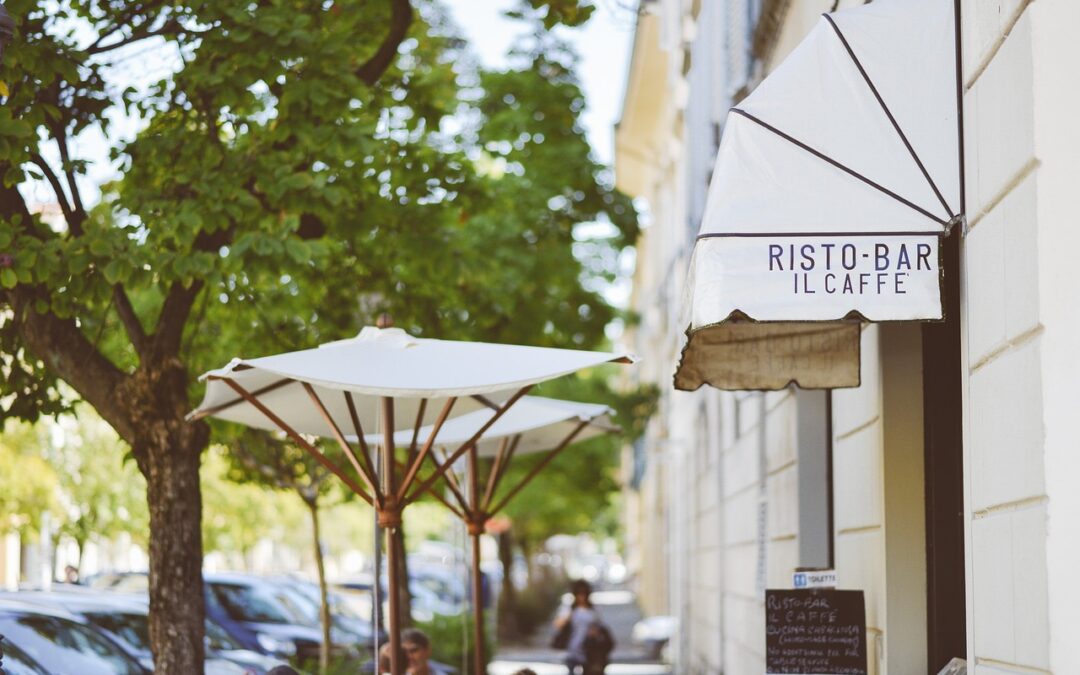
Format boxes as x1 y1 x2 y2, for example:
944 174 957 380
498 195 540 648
488 589 672 675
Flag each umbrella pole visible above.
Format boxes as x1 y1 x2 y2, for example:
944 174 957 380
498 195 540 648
470 525 485 675
467 446 485 675
380 395 404 675
386 523 402 675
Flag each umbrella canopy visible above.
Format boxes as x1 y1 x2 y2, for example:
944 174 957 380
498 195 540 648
675 0 963 391
360 395 615 456
191 326 631 438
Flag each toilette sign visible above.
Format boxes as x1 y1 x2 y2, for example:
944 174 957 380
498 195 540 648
692 234 942 323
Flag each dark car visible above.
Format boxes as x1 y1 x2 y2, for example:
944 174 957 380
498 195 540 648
3 590 283 674
0 598 146 674
272 576 384 647
205 572 362 664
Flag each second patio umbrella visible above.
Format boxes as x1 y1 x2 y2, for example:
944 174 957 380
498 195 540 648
374 396 617 675
189 323 633 674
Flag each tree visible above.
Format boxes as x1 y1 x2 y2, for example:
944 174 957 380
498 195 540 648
46 407 150 572
0 420 58 541
0 1 634 670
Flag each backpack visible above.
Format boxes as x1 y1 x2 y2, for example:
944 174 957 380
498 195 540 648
584 622 615 660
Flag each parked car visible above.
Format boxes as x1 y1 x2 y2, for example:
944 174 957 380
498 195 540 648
0 598 146 674
274 576 384 647
2 590 284 674
205 572 363 664
632 615 677 661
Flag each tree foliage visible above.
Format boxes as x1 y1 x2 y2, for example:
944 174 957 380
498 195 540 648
45 407 150 563
0 0 635 668
0 420 58 538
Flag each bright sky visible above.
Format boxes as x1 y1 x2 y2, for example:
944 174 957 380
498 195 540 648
443 0 637 165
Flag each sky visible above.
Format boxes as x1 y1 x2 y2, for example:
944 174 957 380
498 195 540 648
443 0 637 166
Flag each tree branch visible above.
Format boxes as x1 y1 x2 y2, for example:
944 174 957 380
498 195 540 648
49 125 88 236
357 0 413 86
87 21 188 56
86 1 169 53
10 288 134 441
0 180 132 441
149 226 232 359
113 285 148 356
152 280 203 360
29 154 75 228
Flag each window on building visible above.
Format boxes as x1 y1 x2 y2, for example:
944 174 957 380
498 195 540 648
796 389 834 569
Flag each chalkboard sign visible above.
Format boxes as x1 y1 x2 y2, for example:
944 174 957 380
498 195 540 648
765 589 867 674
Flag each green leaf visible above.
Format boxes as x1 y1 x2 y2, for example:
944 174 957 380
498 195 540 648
284 239 311 264
103 259 129 284
1 268 17 289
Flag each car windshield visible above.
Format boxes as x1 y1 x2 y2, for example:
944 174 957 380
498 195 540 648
205 617 243 650
0 614 144 675
0 642 49 675
209 582 305 624
84 611 150 653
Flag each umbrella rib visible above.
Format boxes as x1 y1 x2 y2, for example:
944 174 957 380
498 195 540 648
408 398 428 465
485 435 520 513
471 395 500 411
407 385 533 503
343 392 380 497
481 436 515 513
429 445 472 513
189 378 294 421
395 396 457 503
730 108 950 228
302 383 381 504
220 379 373 505
488 421 589 516
822 13 955 220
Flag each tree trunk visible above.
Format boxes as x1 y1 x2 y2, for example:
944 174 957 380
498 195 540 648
138 413 209 674
74 535 86 577
307 497 332 674
496 529 518 642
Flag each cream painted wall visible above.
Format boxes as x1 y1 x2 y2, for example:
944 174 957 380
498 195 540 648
618 0 1079 673
960 0 1080 672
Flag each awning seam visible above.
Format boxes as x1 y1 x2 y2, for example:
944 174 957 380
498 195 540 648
822 13 956 221
729 108 950 228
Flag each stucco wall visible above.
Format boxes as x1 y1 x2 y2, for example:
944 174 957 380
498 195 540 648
962 3 1051 649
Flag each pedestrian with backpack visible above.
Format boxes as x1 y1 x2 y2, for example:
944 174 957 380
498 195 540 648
551 579 615 674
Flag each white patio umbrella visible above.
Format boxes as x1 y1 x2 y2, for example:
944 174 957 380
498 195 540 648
676 0 964 391
189 323 633 674
367 396 616 675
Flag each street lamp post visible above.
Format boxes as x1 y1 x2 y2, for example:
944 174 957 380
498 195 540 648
0 4 13 64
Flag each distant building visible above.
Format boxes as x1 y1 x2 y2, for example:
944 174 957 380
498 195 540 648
617 1 1080 674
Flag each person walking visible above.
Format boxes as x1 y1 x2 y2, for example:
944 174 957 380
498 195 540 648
401 628 453 675
552 580 614 675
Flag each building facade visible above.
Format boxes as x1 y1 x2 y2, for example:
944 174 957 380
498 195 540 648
616 1 1080 673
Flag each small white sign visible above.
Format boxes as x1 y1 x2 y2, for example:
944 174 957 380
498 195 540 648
691 234 943 323
793 569 837 589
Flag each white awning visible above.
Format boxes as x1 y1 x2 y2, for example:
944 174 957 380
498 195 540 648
676 0 962 391
190 326 633 438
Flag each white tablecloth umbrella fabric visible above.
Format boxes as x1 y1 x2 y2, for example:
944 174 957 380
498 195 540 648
358 395 617 457
190 326 632 438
